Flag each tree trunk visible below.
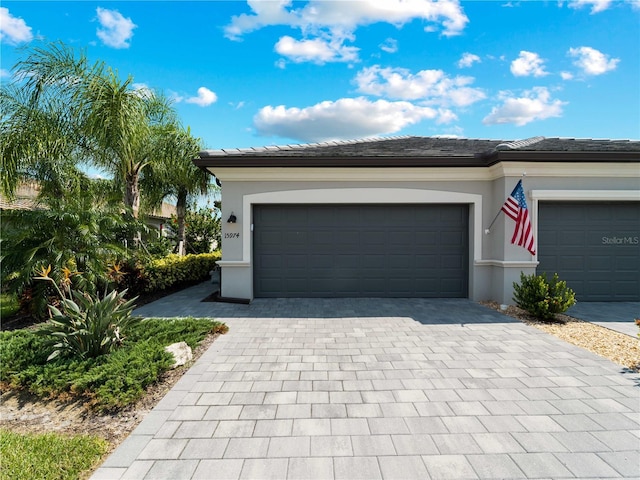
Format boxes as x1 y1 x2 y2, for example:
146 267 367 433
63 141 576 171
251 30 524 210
176 191 187 256
125 173 141 218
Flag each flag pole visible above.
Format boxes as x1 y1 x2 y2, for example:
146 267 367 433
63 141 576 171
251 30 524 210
484 210 502 234
484 172 527 235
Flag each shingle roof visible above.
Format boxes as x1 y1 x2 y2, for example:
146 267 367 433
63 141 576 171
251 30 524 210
194 136 640 169
199 136 640 159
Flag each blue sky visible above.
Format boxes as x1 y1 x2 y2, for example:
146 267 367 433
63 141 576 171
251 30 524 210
2 0 639 150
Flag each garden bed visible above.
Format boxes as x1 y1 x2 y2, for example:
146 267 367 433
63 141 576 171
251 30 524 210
482 301 640 372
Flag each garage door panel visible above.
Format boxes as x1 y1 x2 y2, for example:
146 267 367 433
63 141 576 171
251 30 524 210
415 231 438 245
555 255 585 270
538 202 639 301
441 230 465 246
587 256 611 271
415 254 438 268
260 255 283 269
615 255 640 271
363 231 387 245
254 204 468 298
442 278 465 295
439 255 463 270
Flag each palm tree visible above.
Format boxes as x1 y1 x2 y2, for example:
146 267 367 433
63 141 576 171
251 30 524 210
142 124 215 254
0 42 89 200
1 41 175 217
82 72 175 217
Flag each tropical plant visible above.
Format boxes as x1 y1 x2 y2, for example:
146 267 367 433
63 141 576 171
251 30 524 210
34 266 139 360
0 177 136 317
0 42 92 201
0 317 226 412
141 124 215 253
173 205 221 254
1 41 176 217
513 272 576 321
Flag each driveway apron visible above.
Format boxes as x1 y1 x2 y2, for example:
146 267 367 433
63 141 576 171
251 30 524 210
92 286 640 480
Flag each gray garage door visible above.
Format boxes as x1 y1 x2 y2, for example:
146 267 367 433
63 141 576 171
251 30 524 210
253 204 469 298
537 202 640 301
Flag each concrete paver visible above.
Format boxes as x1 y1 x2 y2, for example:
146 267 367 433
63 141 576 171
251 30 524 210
91 283 640 479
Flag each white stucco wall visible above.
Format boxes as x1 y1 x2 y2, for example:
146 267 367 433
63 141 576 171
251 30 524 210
212 162 639 303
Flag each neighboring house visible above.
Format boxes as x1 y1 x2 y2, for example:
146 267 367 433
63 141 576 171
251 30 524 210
146 202 178 237
0 182 41 210
194 136 640 304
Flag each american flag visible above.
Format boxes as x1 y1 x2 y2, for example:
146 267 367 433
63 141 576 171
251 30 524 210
501 180 536 255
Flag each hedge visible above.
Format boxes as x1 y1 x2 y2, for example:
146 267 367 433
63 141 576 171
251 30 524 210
140 252 220 293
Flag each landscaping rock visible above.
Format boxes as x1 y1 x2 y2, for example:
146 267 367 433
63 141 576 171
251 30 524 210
164 342 193 368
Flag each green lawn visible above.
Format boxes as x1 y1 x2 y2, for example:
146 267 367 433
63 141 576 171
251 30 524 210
0 429 108 480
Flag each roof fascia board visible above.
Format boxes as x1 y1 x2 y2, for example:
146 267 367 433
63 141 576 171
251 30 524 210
495 151 639 162
206 162 639 183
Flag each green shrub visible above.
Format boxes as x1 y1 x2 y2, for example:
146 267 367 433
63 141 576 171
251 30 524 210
34 267 139 361
513 272 576 321
0 318 226 412
140 252 220 293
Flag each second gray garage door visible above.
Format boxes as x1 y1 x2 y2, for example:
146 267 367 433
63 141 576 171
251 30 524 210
537 202 640 301
253 204 469 298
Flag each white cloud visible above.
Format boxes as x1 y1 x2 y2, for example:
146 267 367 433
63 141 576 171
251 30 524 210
131 82 155 99
226 0 468 39
510 51 548 77
379 38 398 54
226 0 468 63
0 68 11 78
354 65 486 107
254 97 441 142
186 87 218 107
457 52 481 68
568 46 619 75
568 0 613 13
0 7 33 45
275 35 359 64
483 87 566 126
96 7 136 49
560 71 574 80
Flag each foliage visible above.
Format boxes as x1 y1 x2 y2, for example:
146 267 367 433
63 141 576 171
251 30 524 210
0 41 92 201
141 124 215 250
0 429 108 480
142 233 174 258
0 179 135 318
32 266 138 360
0 318 227 412
1 41 176 217
0 293 20 319
171 206 221 255
513 272 577 321
126 252 220 293
37 280 139 361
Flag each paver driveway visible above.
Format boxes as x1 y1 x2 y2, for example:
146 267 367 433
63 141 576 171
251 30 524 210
92 289 640 480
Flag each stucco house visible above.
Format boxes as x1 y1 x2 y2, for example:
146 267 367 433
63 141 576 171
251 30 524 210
194 136 639 304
